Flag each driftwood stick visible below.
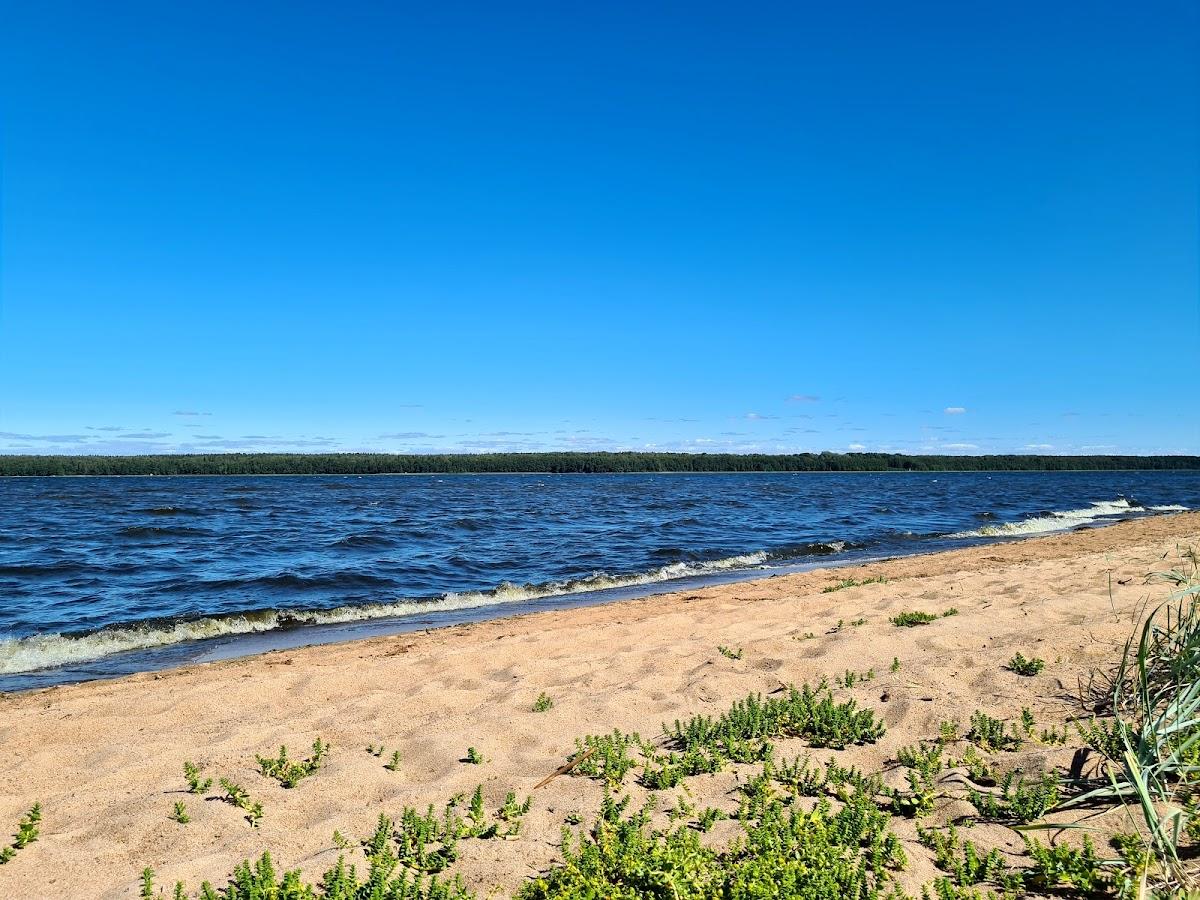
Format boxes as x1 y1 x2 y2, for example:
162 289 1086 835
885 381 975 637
534 747 597 790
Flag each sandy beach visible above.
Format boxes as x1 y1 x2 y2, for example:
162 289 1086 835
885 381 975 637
1 511 1197 899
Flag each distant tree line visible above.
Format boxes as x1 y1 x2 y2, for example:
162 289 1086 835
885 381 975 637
0 452 1197 476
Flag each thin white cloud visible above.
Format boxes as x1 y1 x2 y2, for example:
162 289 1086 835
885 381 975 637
944 407 967 415
173 410 212 417
848 442 866 451
787 394 820 403
944 442 979 450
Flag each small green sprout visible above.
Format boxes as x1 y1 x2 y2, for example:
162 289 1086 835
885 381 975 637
183 761 212 795
170 801 190 824
219 778 263 827
697 806 727 832
533 692 554 712
0 804 41 864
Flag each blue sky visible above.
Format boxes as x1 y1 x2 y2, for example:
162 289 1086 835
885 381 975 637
1 2 1196 456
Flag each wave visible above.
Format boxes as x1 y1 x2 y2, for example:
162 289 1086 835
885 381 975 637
0 550 789 675
0 561 87 578
329 533 398 550
767 540 860 559
142 506 204 516
118 525 209 538
178 571 400 593
948 498 1185 539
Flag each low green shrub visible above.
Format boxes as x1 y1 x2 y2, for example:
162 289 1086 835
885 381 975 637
968 771 1059 824
966 711 1023 752
1007 652 1045 676
822 576 887 593
891 611 938 627
257 739 329 788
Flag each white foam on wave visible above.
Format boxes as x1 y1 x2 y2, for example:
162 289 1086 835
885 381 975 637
0 551 773 675
948 498 1186 539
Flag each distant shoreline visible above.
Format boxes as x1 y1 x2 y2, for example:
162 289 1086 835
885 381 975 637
1 450 1198 476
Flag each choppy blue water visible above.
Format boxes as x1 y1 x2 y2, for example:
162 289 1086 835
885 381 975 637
1 471 1196 690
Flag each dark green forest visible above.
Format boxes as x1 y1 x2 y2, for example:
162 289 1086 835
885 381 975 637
1 452 1197 476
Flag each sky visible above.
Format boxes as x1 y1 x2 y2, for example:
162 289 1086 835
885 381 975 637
1 2 1197 457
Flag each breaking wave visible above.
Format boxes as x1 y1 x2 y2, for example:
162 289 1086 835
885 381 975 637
0 549 796 675
948 498 1186 539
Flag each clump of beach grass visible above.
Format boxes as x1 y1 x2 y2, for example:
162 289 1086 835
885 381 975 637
1053 559 1200 894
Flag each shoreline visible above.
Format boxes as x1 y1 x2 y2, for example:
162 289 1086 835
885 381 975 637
0 504 1187 692
0 511 1198 898
5 467 1199 477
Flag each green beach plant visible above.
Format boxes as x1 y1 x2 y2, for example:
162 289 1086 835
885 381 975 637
696 806 727 832
665 682 885 753
918 825 1008 887
822 575 888 593
143 847 476 900
570 730 644 787
966 711 1023 752
717 645 743 660
170 801 190 824
967 770 1058 823
532 692 554 712
256 738 328 788
1007 652 1046 676
183 761 212 795
516 785 906 899
219 778 263 827
0 804 41 864
464 746 483 765
891 610 939 627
